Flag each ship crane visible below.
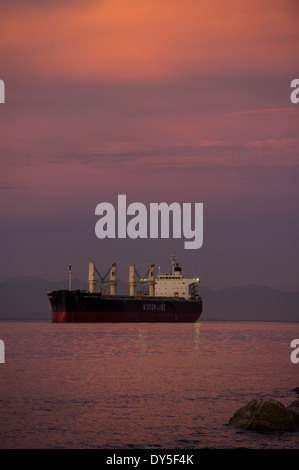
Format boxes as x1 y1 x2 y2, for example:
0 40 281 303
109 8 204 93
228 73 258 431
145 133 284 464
129 264 155 297
88 261 117 295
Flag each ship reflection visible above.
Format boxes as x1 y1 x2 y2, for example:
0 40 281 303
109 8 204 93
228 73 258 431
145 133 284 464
194 322 201 350
136 323 201 353
137 326 148 352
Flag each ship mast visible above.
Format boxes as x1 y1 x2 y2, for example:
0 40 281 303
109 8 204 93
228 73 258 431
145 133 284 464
68 264 72 291
171 254 176 274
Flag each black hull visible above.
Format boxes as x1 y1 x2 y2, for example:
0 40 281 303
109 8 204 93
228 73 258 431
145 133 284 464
48 290 203 323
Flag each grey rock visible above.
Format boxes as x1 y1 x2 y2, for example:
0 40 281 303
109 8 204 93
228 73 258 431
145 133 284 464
287 399 299 427
228 398 298 432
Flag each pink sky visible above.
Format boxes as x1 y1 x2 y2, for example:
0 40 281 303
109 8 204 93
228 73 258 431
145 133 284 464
0 0 298 290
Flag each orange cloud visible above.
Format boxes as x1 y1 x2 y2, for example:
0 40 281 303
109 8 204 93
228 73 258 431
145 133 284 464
1 0 298 81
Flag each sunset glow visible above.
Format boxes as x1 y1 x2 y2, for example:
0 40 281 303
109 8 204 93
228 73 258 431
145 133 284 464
0 0 298 289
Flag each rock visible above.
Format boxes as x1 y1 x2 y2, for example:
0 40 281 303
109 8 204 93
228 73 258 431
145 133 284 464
228 398 298 432
287 399 299 426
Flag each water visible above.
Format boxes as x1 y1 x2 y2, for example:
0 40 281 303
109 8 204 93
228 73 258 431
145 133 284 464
0 321 299 449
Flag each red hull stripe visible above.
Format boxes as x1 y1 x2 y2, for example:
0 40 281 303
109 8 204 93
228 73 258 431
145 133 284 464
52 311 200 323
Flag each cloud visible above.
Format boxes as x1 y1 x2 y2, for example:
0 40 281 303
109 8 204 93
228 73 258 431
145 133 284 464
0 184 19 190
1 0 298 82
226 108 297 117
1 0 98 12
49 138 299 171
246 137 299 148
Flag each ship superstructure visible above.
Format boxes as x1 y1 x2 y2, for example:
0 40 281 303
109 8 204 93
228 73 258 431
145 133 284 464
155 255 200 300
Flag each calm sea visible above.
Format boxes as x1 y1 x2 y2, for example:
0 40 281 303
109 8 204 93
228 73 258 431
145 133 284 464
0 321 299 449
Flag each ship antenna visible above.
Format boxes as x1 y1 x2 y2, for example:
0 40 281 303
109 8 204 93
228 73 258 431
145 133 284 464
170 254 176 274
68 264 72 291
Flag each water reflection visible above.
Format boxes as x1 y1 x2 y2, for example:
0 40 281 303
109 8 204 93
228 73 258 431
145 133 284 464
0 322 298 448
194 322 201 350
137 326 147 352
135 323 202 354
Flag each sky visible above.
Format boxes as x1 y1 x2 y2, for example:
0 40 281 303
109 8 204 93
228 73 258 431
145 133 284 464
0 0 299 291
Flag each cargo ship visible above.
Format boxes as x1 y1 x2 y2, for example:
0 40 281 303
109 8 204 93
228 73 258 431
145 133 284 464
48 256 202 323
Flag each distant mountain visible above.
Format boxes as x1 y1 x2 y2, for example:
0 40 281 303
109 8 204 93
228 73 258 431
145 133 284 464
0 277 298 321
200 284 299 322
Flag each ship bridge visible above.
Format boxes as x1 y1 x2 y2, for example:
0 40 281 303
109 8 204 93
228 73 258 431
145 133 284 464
155 255 200 300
